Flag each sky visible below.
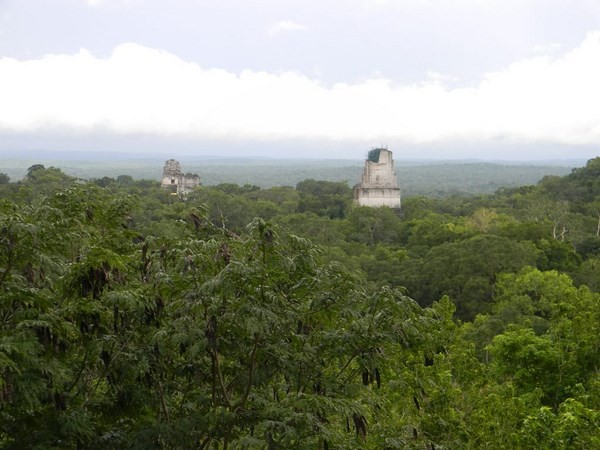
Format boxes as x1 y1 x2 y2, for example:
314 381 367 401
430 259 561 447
0 0 599 160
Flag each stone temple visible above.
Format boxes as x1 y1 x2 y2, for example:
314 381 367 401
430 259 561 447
353 148 401 209
161 159 200 194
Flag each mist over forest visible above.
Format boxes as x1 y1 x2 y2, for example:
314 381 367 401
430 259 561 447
0 156 576 197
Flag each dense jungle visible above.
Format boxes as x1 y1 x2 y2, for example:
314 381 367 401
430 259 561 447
0 159 599 449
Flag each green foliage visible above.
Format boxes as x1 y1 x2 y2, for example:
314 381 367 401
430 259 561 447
0 185 440 448
1 157 600 448
471 267 600 412
545 156 600 203
296 179 352 218
345 206 402 245
399 235 539 319
489 327 562 398
520 399 600 449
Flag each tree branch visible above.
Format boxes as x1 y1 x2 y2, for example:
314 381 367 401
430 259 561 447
212 350 232 408
336 353 358 379
235 335 259 410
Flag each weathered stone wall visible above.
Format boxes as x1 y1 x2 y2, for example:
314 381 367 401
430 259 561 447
182 173 200 192
161 159 200 194
354 148 401 209
360 149 398 188
163 159 182 177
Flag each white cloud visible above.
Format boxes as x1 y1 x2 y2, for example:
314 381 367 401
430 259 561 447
268 20 308 37
0 31 599 146
84 0 111 5
532 42 563 54
83 0 138 7
425 71 459 84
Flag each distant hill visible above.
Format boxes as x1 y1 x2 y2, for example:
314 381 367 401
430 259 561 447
0 157 578 197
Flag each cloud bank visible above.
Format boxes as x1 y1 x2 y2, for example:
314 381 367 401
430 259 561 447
1 31 599 146
268 20 309 37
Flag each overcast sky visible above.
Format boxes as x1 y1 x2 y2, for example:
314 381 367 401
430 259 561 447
0 0 599 160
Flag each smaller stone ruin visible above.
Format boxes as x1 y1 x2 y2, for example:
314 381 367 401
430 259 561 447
353 148 401 210
161 159 200 194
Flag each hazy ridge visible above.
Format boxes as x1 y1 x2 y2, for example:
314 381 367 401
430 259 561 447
0 156 577 197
